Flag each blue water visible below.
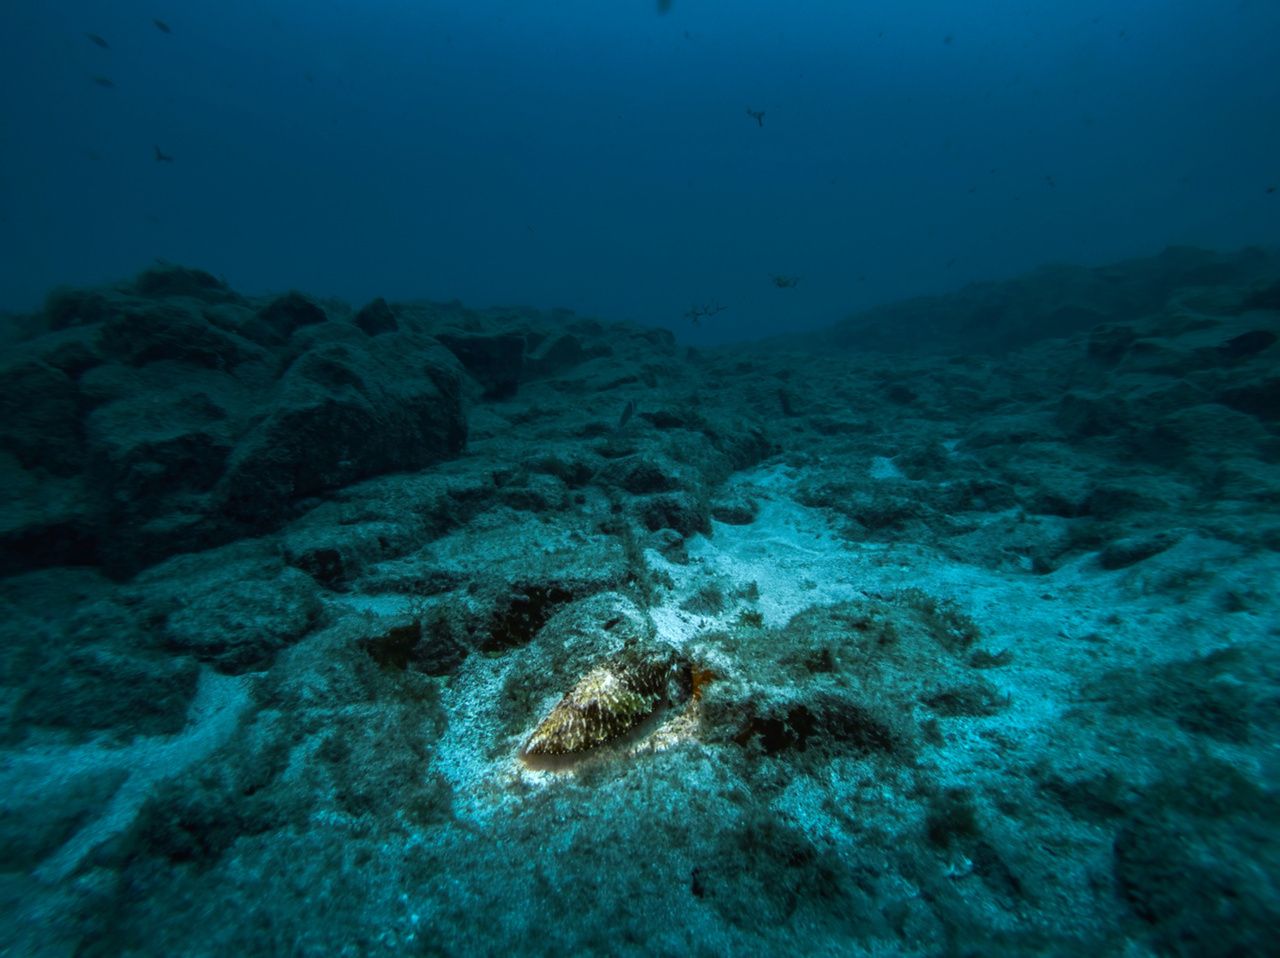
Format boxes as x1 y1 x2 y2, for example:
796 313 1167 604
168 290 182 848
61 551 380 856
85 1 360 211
3 0 1277 344
2 4 1279 956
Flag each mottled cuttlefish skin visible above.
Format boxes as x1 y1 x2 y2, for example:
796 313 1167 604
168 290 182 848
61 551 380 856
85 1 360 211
521 653 672 763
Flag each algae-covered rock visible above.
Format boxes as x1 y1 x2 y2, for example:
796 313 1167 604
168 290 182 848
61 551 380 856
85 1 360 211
0 765 128 870
16 644 199 740
244 291 329 346
354 296 398 335
128 547 323 674
0 359 85 474
97 302 264 369
131 264 241 303
699 593 1000 766
0 459 99 575
0 569 200 741
217 338 466 527
436 329 526 399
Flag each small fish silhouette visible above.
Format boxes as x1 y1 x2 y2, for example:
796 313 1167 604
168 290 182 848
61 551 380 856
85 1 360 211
616 400 636 433
684 302 727 326
746 107 765 128
154 145 174 163
153 19 172 34
91 76 115 89
86 33 110 49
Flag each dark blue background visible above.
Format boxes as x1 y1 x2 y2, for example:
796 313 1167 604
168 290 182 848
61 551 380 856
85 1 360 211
2 0 1277 343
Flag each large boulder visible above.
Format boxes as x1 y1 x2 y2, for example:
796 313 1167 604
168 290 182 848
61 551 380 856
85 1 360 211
97 301 265 370
435 330 525 399
0 459 99 574
240 291 329 347
0 270 470 578
0 359 85 474
217 337 466 527
354 297 398 336
131 264 242 303
84 388 239 573
160 565 323 673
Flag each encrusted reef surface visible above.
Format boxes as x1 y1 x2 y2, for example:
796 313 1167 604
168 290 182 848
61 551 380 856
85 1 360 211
1 248 1279 956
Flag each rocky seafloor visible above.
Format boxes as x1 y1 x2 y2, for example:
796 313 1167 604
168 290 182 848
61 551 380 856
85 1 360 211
1 247 1278 956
